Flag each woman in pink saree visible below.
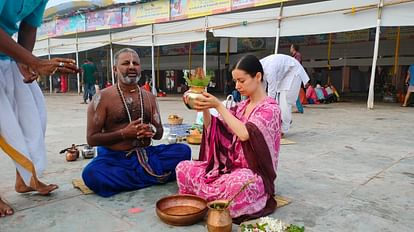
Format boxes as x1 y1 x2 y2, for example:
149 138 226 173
176 55 281 223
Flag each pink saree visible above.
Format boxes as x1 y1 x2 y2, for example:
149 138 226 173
176 97 281 223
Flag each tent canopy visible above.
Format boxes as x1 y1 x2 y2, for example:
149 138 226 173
34 0 414 56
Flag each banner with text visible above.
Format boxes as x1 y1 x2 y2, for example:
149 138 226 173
56 15 86 36
123 0 170 27
171 0 231 20
86 8 122 31
37 20 56 40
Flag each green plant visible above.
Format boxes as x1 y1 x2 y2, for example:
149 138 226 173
185 67 211 87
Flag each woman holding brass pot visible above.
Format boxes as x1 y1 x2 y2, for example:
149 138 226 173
176 55 281 223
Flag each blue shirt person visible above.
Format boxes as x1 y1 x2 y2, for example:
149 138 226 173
0 0 79 217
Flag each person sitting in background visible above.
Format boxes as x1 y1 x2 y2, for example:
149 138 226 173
324 85 336 103
176 55 281 223
82 48 191 197
315 82 326 103
306 82 318 104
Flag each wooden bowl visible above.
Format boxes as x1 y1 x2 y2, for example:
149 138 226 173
156 194 207 226
187 134 202 145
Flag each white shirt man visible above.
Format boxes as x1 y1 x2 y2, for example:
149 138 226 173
260 54 309 134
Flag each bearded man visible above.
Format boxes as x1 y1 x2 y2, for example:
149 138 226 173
81 48 191 197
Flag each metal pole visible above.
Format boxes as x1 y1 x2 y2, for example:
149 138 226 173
48 38 52 95
274 2 284 54
109 31 115 85
203 16 207 75
367 0 383 109
151 24 157 95
76 32 80 95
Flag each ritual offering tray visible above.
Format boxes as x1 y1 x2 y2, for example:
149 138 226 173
156 194 207 226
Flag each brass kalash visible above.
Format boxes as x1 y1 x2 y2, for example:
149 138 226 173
60 144 95 162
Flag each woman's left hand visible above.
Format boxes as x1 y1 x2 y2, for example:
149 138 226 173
192 92 221 110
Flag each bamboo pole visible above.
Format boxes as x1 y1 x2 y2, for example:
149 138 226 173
151 24 156 95
157 46 160 92
393 27 401 80
226 38 230 65
188 42 192 72
75 32 80 95
327 33 332 84
367 0 384 109
109 31 115 85
203 16 207 75
48 38 52 95
274 2 284 54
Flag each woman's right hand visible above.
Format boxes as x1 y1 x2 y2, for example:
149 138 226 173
192 92 221 110
30 58 79 77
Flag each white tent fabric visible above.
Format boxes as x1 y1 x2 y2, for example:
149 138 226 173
49 38 76 55
209 0 380 38
382 0 414 27
77 34 110 52
208 8 280 38
33 0 414 56
153 17 206 46
280 0 379 37
111 25 152 46
33 39 49 57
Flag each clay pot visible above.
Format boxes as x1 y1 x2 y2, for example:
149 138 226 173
182 86 206 110
66 144 79 162
206 200 232 232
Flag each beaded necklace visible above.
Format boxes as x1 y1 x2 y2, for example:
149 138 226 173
116 81 144 123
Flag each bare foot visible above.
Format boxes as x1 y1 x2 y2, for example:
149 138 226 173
15 171 58 195
29 179 59 196
15 171 35 193
0 198 14 217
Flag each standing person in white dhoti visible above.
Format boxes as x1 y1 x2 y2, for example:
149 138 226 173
0 0 79 217
260 54 309 135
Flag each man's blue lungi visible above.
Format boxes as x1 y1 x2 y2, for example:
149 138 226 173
82 144 191 197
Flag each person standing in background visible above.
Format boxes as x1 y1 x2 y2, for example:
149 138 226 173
290 44 305 113
402 64 414 107
81 58 97 104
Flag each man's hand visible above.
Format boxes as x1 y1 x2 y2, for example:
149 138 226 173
17 63 38 83
136 123 155 139
30 58 79 77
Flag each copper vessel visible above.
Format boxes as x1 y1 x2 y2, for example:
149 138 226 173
206 200 232 232
156 194 207 226
65 144 79 162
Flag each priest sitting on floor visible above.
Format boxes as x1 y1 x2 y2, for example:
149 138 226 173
82 48 191 197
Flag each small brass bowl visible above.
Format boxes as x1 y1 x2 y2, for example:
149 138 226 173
156 194 207 226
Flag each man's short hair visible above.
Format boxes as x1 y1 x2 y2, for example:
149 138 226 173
291 44 300 52
114 48 139 65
